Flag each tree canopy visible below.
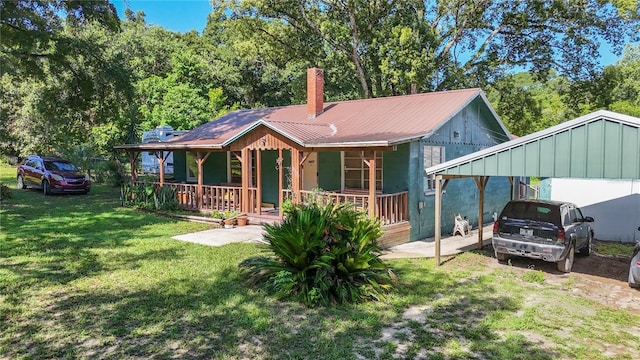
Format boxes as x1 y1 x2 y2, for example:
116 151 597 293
1 0 639 158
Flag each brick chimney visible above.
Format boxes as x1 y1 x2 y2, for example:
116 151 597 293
307 67 324 118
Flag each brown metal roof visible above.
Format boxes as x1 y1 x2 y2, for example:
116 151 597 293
117 88 496 150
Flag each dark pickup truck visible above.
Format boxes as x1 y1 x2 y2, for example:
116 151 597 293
492 199 594 273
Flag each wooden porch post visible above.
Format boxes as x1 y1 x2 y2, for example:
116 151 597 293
278 149 284 216
156 151 171 186
127 151 139 185
364 153 377 218
291 148 301 204
256 149 262 215
241 147 251 212
474 176 490 250
196 151 211 209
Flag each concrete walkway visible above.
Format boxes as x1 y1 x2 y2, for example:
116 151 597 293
172 225 266 247
381 225 494 259
172 223 495 259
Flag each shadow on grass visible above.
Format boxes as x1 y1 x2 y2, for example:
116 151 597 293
0 185 192 304
375 259 558 360
4 266 353 359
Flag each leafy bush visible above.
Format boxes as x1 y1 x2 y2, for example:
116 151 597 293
120 183 180 211
241 201 396 307
0 182 12 202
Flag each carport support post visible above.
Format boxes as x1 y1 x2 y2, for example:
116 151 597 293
474 176 489 250
435 175 443 266
508 176 514 200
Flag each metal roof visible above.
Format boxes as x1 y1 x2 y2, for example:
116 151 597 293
116 88 509 150
425 110 640 180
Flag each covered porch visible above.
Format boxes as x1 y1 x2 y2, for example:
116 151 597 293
120 124 409 226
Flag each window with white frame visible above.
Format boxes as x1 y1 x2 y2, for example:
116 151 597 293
343 150 382 190
424 145 445 193
186 152 197 182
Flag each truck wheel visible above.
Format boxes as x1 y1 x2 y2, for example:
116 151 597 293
557 245 575 273
496 251 509 262
580 232 592 256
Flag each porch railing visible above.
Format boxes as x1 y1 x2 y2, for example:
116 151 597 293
282 189 409 225
133 181 259 213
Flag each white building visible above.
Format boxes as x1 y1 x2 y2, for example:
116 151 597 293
542 178 640 243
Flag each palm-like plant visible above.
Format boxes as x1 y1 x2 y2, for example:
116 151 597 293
241 201 395 307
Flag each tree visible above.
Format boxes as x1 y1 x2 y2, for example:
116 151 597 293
217 0 640 98
1 1 135 157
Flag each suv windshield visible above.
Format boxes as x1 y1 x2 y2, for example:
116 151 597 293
501 202 561 226
44 160 77 172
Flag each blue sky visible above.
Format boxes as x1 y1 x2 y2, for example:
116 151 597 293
112 0 212 33
111 0 622 66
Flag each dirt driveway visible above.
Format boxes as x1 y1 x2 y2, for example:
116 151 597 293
480 246 640 313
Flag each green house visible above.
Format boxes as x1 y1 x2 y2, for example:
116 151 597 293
117 68 513 246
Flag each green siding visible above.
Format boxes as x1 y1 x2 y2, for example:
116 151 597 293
318 152 341 191
437 117 640 180
554 131 570 177
383 143 409 193
203 152 228 184
539 136 555 177
173 151 186 182
621 125 640 179
410 97 512 241
569 126 587 177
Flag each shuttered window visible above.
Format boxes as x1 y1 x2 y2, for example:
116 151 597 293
424 146 445 192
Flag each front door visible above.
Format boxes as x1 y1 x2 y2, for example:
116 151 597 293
302 152 318 190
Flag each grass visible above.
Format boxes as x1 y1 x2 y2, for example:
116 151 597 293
1 161 639 359
594 241 636 257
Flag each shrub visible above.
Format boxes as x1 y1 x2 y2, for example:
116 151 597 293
241 201 396 307
120 183 179 211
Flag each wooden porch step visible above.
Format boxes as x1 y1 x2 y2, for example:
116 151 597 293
378 221 411 249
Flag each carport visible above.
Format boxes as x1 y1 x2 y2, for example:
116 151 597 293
425 110 640 265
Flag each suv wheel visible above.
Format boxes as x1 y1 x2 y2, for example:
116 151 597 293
42 180 50 195
557 245 575 273
17 175 26 189
580 232 592 256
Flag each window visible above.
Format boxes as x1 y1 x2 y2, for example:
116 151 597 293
424 145 445 192
228 151 256 186
186 153 197 182
343 150 382 190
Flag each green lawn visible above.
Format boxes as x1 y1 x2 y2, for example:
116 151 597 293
1 162 639 359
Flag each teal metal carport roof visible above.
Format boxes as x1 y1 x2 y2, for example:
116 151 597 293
426 110 640 179
424 110 640 265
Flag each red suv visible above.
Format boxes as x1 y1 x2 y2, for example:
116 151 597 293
17 155 91 195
